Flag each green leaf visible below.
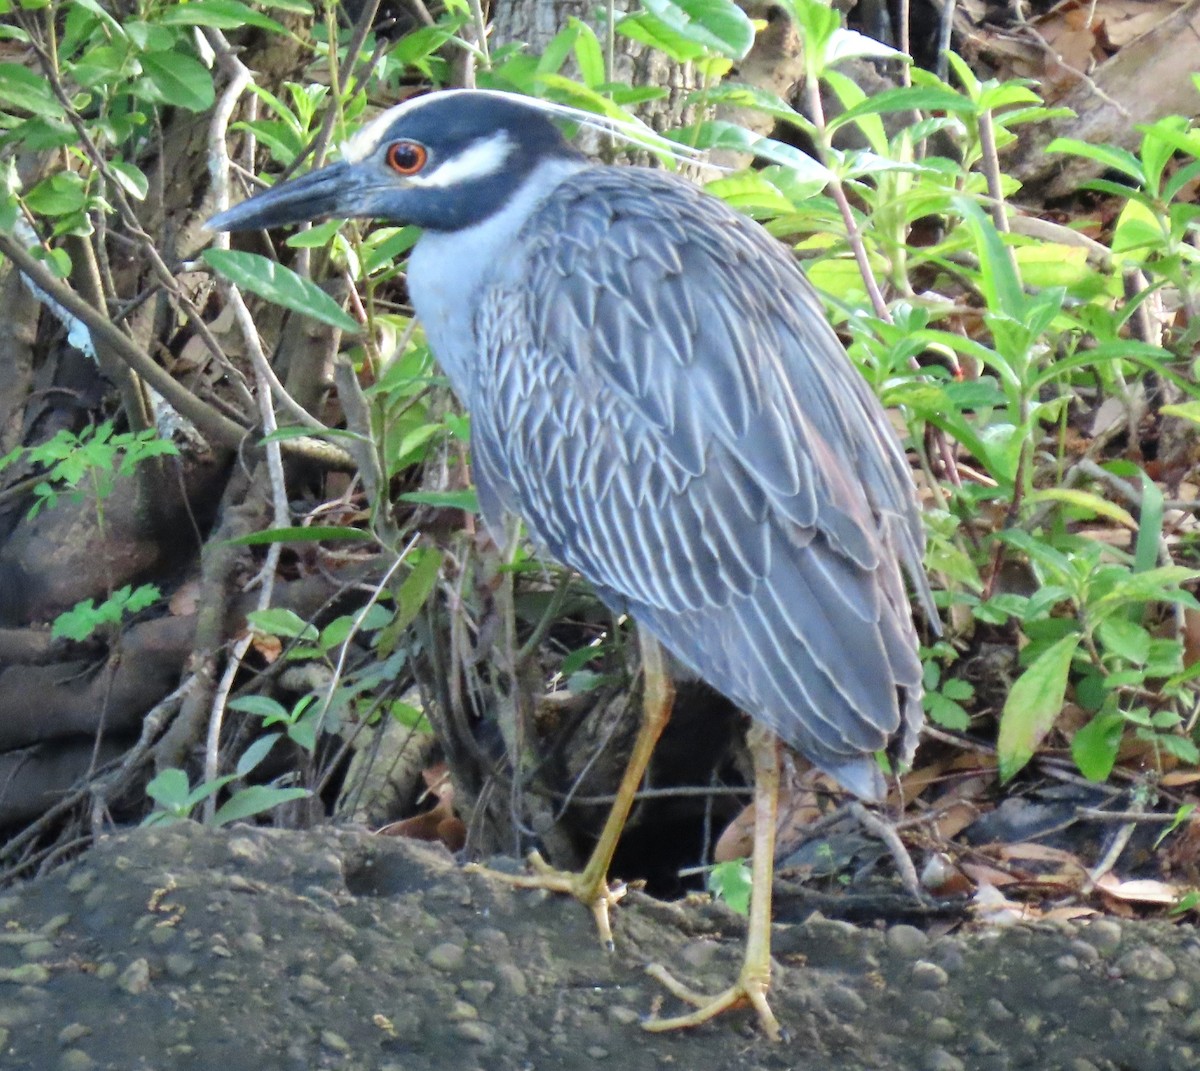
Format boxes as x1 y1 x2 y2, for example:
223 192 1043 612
157 0 286 33
398 489 480 513
707 858 751 915
1095 616 1151 666
145 768 191 810
641 0 754 59
998 632 1081 782
236 733 282 776
924 690 970 731
226 525 374 545
228 695 291 720
139 50 215 112
213 785 310 826
1023 488 1136 530
246 607 318 641
394 549 443 631
0 62 65 117
1111 198 1164 255
1133 472 1164 576
1071 708 1123 782
1045 138 1144 183
953 196 1024 321
1155 804 1197 849
202 249 361 334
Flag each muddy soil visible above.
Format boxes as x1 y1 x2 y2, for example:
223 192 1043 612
1 823 1197 1071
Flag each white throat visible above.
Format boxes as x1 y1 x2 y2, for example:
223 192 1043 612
407 155 586 401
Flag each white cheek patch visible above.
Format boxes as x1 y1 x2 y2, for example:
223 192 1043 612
408 131 514 187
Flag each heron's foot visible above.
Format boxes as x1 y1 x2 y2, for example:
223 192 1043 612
642 961 784 1042
464 851 627 949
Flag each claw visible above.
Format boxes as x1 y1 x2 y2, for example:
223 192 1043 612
465 851 627 948
642 962 783 1041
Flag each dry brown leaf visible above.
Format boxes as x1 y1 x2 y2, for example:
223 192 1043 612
1094 873 1182 905
961 861 1021 887
1094 0 1187 47
168 579 201 617
249 631 283 663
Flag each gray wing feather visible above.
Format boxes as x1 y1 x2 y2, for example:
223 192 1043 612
470 166 932 800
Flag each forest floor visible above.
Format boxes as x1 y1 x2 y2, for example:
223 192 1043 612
1 823 1199 1071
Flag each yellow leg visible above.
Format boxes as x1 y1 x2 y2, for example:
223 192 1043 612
466 631 674 949
644 723 784 1041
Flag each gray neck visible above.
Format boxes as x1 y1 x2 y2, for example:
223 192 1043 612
407 155 587 402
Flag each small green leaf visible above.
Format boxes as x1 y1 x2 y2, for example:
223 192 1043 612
998 632 1081 782
707 859 752 915
236 733 282 776
228 695 291 720
157 0 286 33
1095 616 1151 666
202 249 360 334
1024 488 1136 530
246 607 318 641
145 768 191 810
227 525 374 545
0 62 65 117
399 489 479 513
1071 708 1123 782
394 549 443 631
1045 137 1144 182
1156 804 1197 849
1111 198 1163 255
213 785 310 826
641 0 754 59
139 50 215 112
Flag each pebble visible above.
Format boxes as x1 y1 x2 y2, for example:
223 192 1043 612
1178 1010 1200 1039
587 1045 609 1059
455 1020 496 1045
886 924 928 958
0 964 50 985
320 1030 350 1053
928 1017 957 1042
427 942 466 971
679 939 721 970
21 939 54 961
59 1050 95 1071
235 931 265 954
608 1005 640 1026
923 1048 964 1071
165 953 195 979
450 1000 479 1021
1080 920 1122 957
326 952 358 976
496 963 527 997
824 984 867 1017
985 998 1013 1021
226 837 264 863
65 871 95 895
911 961 949 990
1167 980 1193 1008
117 958 151 995
1069 1060 1100 1071
58 1024 91 1046
1116 945 1176 982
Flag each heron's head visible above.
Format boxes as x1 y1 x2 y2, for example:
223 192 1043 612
206 90 583 234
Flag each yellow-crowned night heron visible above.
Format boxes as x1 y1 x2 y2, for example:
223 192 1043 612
208 89 936 1039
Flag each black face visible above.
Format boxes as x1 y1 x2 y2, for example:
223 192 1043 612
207 91 583 235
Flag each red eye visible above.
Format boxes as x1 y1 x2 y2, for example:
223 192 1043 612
386 140 427 175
